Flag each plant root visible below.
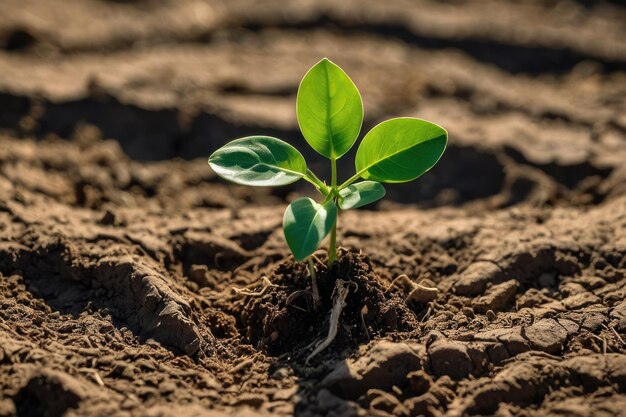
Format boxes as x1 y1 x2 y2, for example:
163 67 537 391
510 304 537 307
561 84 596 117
232 276 279 297
286 289 313 312
308 258 320 310
420 305 432 322
605 324 625 347
305 279 356 364
311 254 326 267
360 305 370 341
387 274 438 303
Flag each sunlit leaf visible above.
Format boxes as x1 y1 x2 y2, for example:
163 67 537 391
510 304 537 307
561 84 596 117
296 58 363 159
208 136 306 186
283 198 337 261
355 118 447 183
338 181 385 209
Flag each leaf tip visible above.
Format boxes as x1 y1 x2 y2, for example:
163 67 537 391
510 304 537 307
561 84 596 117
316 57 336 70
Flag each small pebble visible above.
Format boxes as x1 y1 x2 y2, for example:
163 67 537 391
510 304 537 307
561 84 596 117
462 307 475 318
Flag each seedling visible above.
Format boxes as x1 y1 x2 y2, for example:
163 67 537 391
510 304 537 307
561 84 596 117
209 58 447 270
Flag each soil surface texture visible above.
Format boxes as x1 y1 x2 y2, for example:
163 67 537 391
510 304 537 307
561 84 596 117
1 1 625 416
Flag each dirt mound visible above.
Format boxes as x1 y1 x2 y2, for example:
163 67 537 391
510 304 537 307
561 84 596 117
236 251 419 356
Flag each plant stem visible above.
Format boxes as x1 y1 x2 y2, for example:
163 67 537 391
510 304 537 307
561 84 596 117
328 158 338 267
337 170 365 190
305 169 330 195
328 220 337 267
308 257 320 310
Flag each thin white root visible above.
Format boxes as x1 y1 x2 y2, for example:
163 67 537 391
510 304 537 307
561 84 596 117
420 306 432 323
386 274 438 303
232 276 278 297
286 289 312 312
306 279 353 364
602 323 625 347
406 282 438 303
308 258 320 310
79 368 105 387
311 254 326 267
590 334 607 354
607 324 625 346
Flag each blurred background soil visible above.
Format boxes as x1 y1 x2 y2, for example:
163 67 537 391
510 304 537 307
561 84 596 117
0 1 625 416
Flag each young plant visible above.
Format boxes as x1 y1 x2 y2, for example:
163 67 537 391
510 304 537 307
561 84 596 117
209 58 447 268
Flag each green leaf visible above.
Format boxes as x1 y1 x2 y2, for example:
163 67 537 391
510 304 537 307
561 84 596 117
208 136 307 186
338 181 386 209
355 118 447 183
296 58 363 159
283 198 337 261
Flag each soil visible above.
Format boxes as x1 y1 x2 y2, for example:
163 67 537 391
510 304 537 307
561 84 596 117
1 1 626 416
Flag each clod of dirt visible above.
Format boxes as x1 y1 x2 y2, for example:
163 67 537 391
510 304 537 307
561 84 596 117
321 340 426 399
473 318 569 356
14 369 88 417
611 300 626 331
456 361 553 416
236 251 419 356
0 241 204 355
143 404 267 417
454 262 502 296
517 288 554 308
561 292 601 309
450 353 626 417
524 319 568 354
181 232 251 272
471 279 517 313
316 389 361 417
129 258 204 355
564 354 624 390
428 339 475 380
404 375 457 417
473 327 530 355
87 258 201 355
406 370 433 394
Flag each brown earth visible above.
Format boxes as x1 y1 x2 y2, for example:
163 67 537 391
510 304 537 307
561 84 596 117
1 1 626 416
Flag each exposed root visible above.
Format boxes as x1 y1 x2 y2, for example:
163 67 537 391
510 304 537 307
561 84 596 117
308 258 320 310
406 283 438 303
360 305 370 341
79 368 105 387
420 305 432 322
606 324 625 347
387 274 438 303
590 334 607 354
305 279 355 364
311 254 326 267
232 276 279 297
286 289 313 312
